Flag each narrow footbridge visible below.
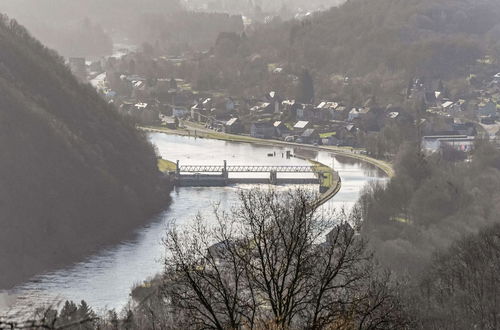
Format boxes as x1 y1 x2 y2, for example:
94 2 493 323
179 164 315 173
174 161 325 188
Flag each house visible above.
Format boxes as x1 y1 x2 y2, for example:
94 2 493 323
452 121 476 136
251 122 275 139
296 104 314 120
293 121 311 132
387 112 400 120
202 98 213 109
478 100 497 118
422 135 475 154
120 102 159 125
161 116 178 129
424 91 437 106
441 101 454 111
250 102 272 113
207 240 234 266
315 101 341 121
225 118 243 134
265 91 282 114
325 223 355 246
338 125 358 146
348 107 370 121
173 106 189 118
331 105 348 121
225 98 236 112
494 72 500 84
321 132 340 146
273 121 290 137
191 102 203 121
451 99 466 113
135 102 149 111
298 129 319 144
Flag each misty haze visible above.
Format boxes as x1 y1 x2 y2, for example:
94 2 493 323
0 0 500 329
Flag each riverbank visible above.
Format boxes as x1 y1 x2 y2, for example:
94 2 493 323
141 124 394 177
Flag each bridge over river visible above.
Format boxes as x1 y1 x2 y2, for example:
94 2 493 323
174 160 331 188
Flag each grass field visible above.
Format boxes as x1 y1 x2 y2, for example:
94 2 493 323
309 160 337 189
157 158 177 172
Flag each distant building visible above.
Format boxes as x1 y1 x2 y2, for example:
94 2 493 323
348 107 370 121
387 112 400 120
441 101 454 110
173 106 189 118
298 129 319 144
225 118 243 134
251 122 275 139
422 135 475 154
161 116 178 129
119 101 159 125
296 104 313 120
250 102 273 113
265 91 282 114
273 121 290 137
326 223 355 246
477 100 497 118
315 101 341 121
293 121 311 132
494 72 500 84
321 133 340 146
225 98 236 112
452 121 476 136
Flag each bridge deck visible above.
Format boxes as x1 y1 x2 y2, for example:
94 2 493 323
177 175 319 187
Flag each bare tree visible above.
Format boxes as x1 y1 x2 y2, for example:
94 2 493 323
162 188 407 330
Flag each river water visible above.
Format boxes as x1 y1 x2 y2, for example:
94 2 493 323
2 133 387 316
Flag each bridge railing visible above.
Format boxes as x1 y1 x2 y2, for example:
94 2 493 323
178 165 316 173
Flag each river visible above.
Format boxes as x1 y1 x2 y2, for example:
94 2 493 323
1 133 387 316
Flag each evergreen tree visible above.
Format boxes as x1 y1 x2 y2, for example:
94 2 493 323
296 68 314 104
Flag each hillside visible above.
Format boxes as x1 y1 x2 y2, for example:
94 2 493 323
204 0 500 103
0 16 170 288
268 0 500 76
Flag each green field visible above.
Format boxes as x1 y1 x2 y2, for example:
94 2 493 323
158 158 177 172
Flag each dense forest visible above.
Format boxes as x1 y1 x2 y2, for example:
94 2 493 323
0 15 170 288
359 141 500 275
355 140 500 329
253 0 500 76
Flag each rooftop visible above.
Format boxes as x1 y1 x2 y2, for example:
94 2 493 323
226 118 239 126
294 121 310 129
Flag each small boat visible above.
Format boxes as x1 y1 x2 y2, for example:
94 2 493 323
267 153 274 157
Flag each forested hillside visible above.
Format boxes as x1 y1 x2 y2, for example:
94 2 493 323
0 16 170 288
200 0 500 103
260 0 500 76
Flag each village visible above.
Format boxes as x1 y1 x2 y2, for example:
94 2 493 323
69 49 500 160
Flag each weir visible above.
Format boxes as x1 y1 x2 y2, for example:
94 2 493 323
173 160 324 187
